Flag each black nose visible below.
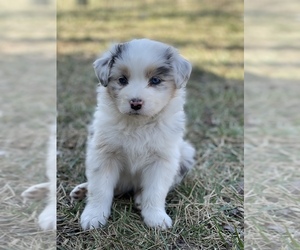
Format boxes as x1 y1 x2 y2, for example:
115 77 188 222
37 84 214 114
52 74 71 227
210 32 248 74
130 98 143 110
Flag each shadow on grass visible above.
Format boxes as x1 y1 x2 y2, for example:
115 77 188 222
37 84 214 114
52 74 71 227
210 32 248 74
57 53 243 249
57 53 243 151
58 36 244 53
57 52 243 163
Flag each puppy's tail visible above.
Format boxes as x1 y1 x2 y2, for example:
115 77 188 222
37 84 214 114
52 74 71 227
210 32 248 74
172 141 195 188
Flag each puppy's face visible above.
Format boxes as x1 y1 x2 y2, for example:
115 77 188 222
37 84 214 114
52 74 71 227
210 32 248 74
94 39 192 117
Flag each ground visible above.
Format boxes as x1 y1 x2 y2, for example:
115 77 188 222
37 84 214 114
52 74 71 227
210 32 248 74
0 1 56 249
245 0 300 248
57 0 243 249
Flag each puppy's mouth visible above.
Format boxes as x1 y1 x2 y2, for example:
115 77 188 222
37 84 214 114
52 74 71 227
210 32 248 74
125 109 149 116
128 111 142 116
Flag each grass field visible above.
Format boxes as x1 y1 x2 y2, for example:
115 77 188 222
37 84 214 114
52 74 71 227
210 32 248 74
0 1 56 249
245 0 300 248
57 0 243 249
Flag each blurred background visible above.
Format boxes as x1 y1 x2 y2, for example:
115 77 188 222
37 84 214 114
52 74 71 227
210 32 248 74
0 0 56 248
57 0 244 249
245 0 300 248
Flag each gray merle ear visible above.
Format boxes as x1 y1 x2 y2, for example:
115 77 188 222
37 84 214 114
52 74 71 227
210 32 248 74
170 49 192 88
93 43 125 87
93 52 111 87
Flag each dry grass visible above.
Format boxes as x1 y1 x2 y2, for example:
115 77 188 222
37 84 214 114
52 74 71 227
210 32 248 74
57 0 243 249
0 1 56 249
245 77 300 249
245 0 300 249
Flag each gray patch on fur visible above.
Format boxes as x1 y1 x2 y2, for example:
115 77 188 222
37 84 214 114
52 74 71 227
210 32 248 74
164 47 173 62
109 44 124 69
179 163 189 177
93 43 128 87
179 159 194 177
154 66 172 77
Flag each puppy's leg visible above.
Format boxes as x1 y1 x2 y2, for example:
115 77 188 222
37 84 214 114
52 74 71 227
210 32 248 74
21 182 50 202
38 198 56 230
80 152 120 230
70 182 88 202
140 158 178 229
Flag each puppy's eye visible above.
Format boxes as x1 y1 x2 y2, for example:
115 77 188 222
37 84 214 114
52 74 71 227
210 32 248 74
118 76 128 86
149 77 161 85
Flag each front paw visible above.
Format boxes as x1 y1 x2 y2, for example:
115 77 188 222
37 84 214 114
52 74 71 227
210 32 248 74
142 208 172 229
80 205 110 230
38 203 56 231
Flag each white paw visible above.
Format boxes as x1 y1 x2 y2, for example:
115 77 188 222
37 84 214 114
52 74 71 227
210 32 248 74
142 208 172 229
70 182 88 202
38 203 56 231
21 182 49 202
80 205 109 230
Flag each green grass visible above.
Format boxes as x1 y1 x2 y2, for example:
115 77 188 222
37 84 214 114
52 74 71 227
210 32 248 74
57 0 243 249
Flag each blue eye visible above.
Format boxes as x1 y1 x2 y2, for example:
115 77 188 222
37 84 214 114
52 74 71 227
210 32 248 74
118 76 128 85
149 77 161 85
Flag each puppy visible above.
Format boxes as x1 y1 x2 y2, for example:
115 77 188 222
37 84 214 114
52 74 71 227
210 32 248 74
72 39 195 230
21 124 56 230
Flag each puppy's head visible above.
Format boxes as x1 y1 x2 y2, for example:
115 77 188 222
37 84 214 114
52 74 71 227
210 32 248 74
93 39 192 117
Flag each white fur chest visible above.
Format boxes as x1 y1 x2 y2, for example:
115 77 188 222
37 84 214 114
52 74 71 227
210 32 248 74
92 107 185 173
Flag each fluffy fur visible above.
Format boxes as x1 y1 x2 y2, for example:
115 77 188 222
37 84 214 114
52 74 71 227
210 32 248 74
73 39 195 230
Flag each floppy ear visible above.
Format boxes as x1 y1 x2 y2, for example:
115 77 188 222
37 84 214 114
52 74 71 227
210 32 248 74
93 43 124 87
172 54 192 88
93 51 112 87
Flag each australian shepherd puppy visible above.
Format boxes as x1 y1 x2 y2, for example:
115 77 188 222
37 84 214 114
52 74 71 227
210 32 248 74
71 39 195 230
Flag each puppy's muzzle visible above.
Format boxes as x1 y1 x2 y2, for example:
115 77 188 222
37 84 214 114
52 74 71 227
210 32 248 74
130 98 143 111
